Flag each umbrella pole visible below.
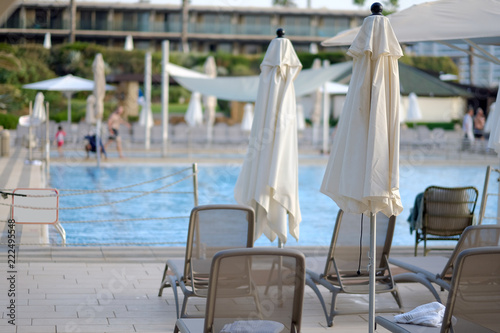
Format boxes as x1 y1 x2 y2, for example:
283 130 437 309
45 102 50 182
96 120 101 167
369 212 376 333
161 40 169 157
28 101 33 162
67 93 72 127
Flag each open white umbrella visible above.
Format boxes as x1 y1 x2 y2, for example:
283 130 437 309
203 56 218 144
322 0 500 64
234 29 302 245
320 5 403 332
22 74 114 125
241 102 254 132
92 53 106 165
406 92 422 122
296 103 306 131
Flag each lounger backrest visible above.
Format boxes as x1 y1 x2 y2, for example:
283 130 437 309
423 186 478 237
440 225 500 278
323 210 396 279
183 205 255 293
204 248 306 333
441 247 500 333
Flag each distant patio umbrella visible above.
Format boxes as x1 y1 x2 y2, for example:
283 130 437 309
22 74 114 125
320 5 403 332
85 94 96 124
92 53 106 165
141 52 153 150
184 92 203 127
406 92 422 122
234 29 302 245
203 56 217 143
241 102 254 132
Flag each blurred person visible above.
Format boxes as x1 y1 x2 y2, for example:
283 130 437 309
55 125 66 157
84 134 106 159
461 107 474 150
474 107 485 139
104 105 130 158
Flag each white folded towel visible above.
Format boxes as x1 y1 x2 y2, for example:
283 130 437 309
220 320 284 333
394 302 445 327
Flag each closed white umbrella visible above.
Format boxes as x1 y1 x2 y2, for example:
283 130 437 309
92 53 106 165
124 35 134 51
406 92 422 122
320 5 403 332
203 56 217 144
296 103 306 131
32 92 46 123
234 30 302 245
310 58 322 146
43 32 51 49
184 92 203 127
487 88 500 153
241 102 254 132
85 94 96 124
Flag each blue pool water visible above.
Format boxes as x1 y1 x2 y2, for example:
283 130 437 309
49 163 498 247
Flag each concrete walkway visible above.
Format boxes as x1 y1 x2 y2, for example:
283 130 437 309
0 147 462 332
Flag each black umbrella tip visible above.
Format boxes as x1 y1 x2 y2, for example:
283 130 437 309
371 2 383 15
276 28 285 38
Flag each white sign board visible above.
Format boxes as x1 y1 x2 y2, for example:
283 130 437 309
11 188 59 224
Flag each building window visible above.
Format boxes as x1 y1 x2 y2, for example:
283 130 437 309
193 14 231 34
138 12 150 32
240 15 271 35
80 10 92 30
50 9 64 29
165 13 181 33
34 9 48 29
318 17 350 37
282 15 311 36
4 8 20 28
122 12 135 31
96 11 108 30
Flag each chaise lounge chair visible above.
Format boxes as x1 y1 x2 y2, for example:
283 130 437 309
174 247 306 333
376 247 500 333
390 224 500 303
158 204 255 318
414 185 478 256
305 210 403 327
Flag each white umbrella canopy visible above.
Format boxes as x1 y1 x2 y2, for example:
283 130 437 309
22 74 115 123
234 31 302 245
322 0 500 64
406 92 422 122
43 32 51 49
241 102 254 132
320 7 403 331
296 103 306 131
184 92 203 127
124 35 134 51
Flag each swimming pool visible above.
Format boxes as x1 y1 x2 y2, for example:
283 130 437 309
49 162 498 247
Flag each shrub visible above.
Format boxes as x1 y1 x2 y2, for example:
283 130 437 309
0 113 19 129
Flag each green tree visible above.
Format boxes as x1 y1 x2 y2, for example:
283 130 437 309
273 0 297 7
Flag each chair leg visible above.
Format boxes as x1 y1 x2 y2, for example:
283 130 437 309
414 231 419 256
305 277 332 327
327 288 341 327
158 263 170 296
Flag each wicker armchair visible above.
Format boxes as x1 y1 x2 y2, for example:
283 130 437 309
415 185 478 256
